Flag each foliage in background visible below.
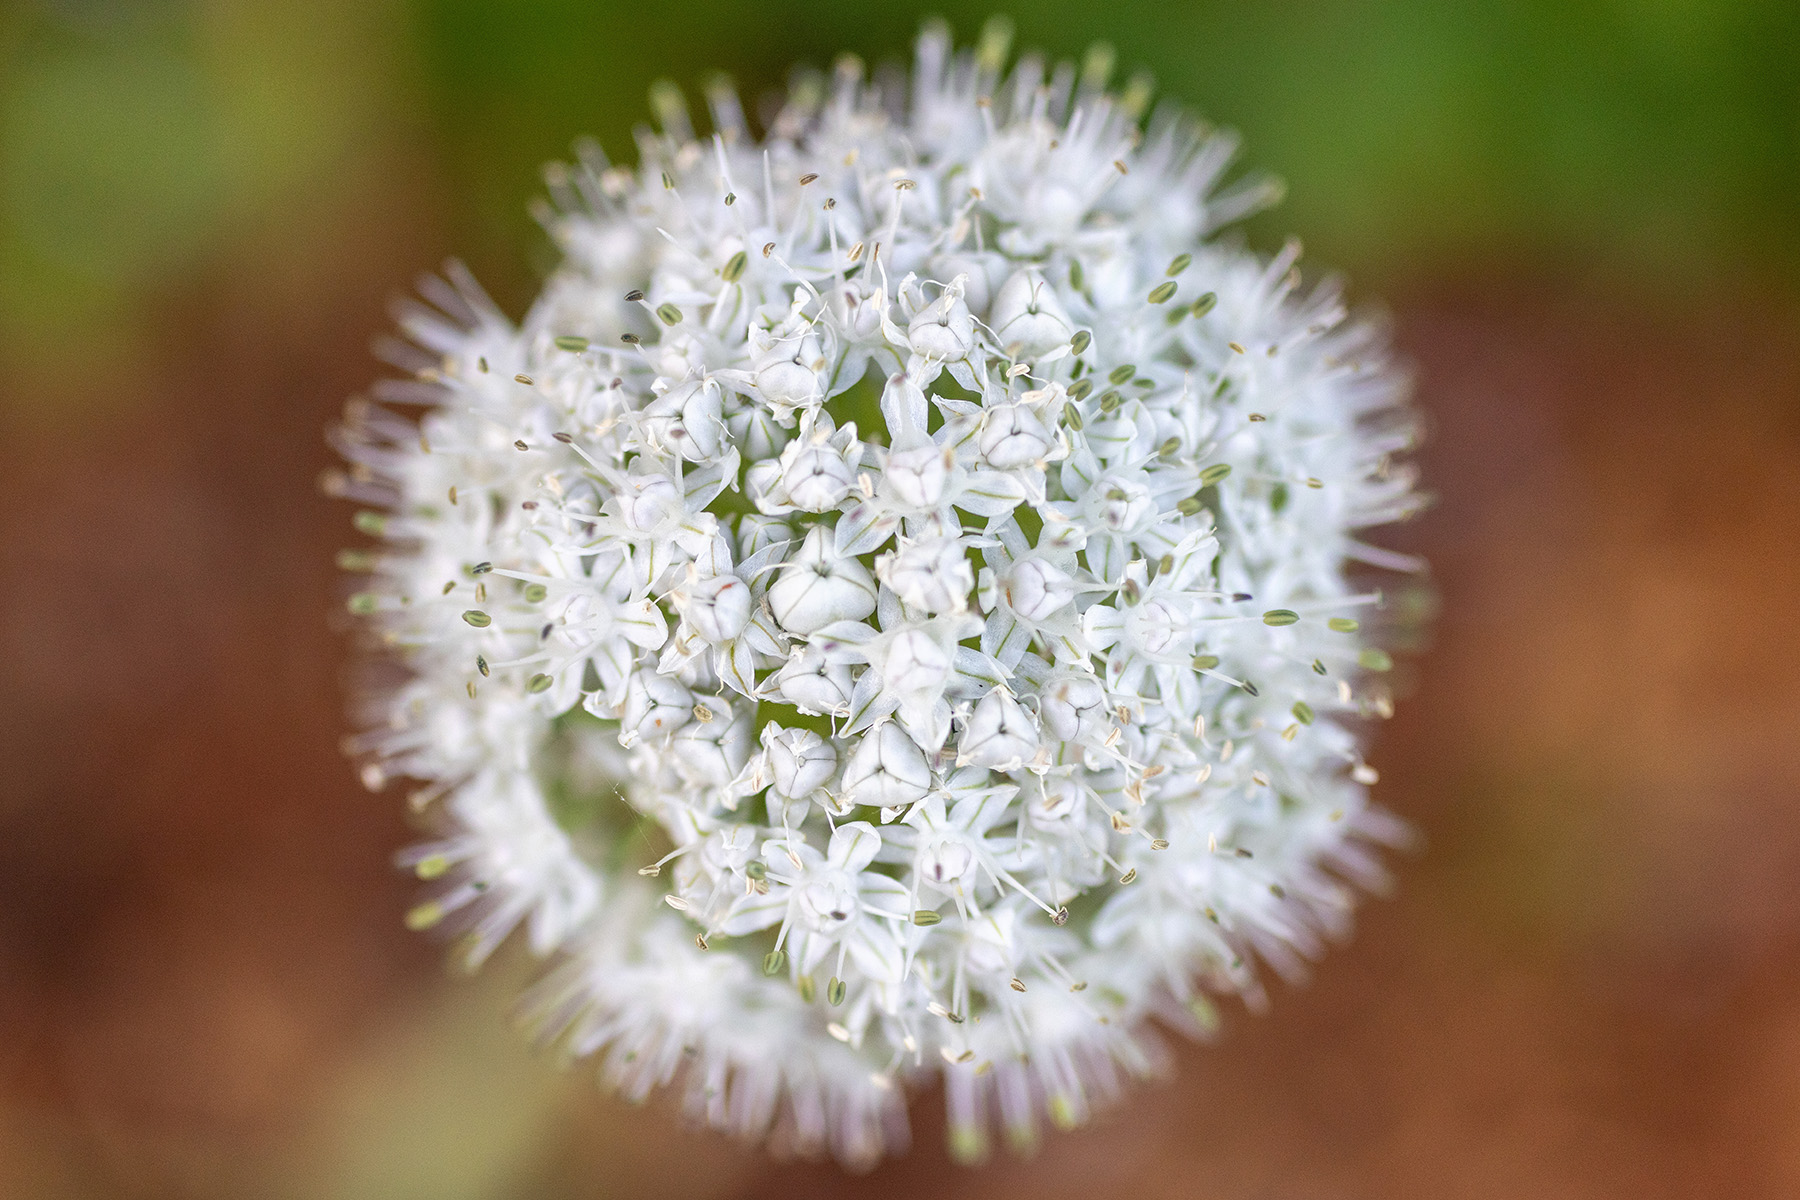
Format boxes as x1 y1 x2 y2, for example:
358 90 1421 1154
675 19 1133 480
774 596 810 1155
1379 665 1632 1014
1 0 1794 407
415 0 1800 309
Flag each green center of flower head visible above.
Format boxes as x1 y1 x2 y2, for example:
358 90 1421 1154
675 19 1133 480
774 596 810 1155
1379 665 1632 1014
336 16 1422 1168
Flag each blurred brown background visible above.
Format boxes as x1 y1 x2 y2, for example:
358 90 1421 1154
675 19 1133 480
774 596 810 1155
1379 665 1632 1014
2 1 1797 1196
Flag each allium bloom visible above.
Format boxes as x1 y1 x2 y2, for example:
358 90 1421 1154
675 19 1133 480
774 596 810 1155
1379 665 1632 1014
332 20 1424 1168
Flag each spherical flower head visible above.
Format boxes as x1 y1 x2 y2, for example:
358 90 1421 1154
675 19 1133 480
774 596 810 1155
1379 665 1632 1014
334 18 1426 1170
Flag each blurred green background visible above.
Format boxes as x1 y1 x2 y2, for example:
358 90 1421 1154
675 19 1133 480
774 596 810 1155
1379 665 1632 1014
2 3 1798 1199
4 0 1796 404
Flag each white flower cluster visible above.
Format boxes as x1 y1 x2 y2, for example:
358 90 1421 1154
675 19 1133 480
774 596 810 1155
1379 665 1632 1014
332 21 1423 1168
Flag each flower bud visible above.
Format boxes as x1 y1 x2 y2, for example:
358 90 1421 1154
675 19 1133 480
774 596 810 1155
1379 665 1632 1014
883 442 952 509
877 538 972 613
978 402 1054 469
841 721 932 808
621 671 694 741
959 690 1038 769
768 527 877 634
744 458 783 511
989 268 1073 358
766 726 837 799
907 285 974 360
757 357 822 411
773 644 855 715
878 628 952 704
615 472 680 531
670 699 752 787
682 573 752 642
1003 557 1078 623
754 331 825 412
842 282 887 340
650 378 725 460
1039 672 1109 742
779 440 855 511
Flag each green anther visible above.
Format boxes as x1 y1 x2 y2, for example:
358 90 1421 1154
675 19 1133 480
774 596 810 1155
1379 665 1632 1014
476 655 489 677
1313 659 1328 675
1187 994 1221 1033
1158 436 1181 457
1328 617 1360 632
471 561 493 575
656 303 683 326
976 14 1014 70
912 909 942 926
1067 378 1093 401
661 171 674 189
827 976 847 1006
1190 291 1218 317
462 610 492 628
745 860 766 880
762 949 786 976
1070 330 1092 354
524 583 548 602
1063 402 1084 431
346 593 379 615
353 511 388 536
1359 648 1394 672
1081 40 1116 88
949 1123 988 1166
1068 260 1085 290
722 251 749 284
1200 463 1232 485
1158 553 1175 574
404 901 445 931
415 855 450 880
1098 390 1122 413
1048 1093 1078 1131
1192 654 1220 670
527 673 554 693
797 975 816 1003
1108 364 1135 385
553 335 589 352
1167 253 1192 276
1176 496 1205 516
1148 281 1178 304
1241 681 1261 696
337 549 375 572
1122 66 1154 117
1292 700 1314 725
1262 609 1300 626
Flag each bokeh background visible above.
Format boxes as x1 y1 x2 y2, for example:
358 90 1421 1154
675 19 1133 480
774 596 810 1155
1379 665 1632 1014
2 1 1798 1196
